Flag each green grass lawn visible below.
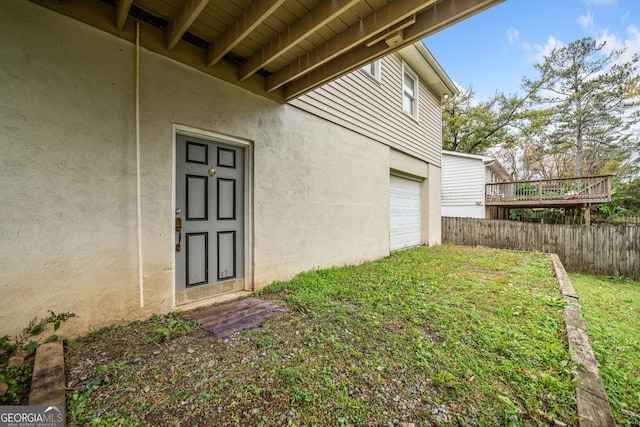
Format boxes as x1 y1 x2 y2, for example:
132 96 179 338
66 245 578 426
570 273 640 426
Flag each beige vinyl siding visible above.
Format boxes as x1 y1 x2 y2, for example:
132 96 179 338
289 53 443 166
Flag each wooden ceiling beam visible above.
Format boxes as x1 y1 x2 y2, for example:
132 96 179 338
31 0 503 104
283 0 505 100
238 0 360 82
115 0 133 30
265 0 437 92
207 0 287 67
29 0 285 102
166 0 210 51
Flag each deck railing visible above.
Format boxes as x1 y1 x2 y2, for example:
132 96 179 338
486 175 612 206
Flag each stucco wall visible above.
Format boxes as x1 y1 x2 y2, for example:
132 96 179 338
1 2 140 337
139 46 392 289
0 2 439 337
426 164 442 246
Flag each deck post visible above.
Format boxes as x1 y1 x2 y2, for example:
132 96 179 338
538 180 543 202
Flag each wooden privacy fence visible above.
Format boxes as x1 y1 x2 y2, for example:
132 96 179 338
442 217 639 280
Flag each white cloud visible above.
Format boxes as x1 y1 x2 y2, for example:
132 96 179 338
577 12 594 30
523 36 564 64
506 26 519 45
596 25 640 65
581 0 615 5
626 25 640 56
598 29 624 51
521 26 638 72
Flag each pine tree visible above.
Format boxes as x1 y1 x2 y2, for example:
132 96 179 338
522 37 640 177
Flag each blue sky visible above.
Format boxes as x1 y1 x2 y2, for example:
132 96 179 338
424 0 640 101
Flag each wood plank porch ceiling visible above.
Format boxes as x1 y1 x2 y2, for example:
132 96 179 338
31 0 503 102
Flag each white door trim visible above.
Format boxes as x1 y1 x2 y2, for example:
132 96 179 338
172 123 254 308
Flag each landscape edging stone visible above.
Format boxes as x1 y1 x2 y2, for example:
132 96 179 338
550 253 616 427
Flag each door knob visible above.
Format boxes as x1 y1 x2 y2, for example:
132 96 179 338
209 167 216 176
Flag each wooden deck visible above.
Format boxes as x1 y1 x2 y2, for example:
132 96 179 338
486 175 612 208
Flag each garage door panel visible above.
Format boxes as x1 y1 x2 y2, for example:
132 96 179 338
390 176 421 251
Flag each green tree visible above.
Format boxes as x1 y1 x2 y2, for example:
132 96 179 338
442 87 528 155
442 82 545 156
441 87 499 154
618 178 640 213
522 37 640 177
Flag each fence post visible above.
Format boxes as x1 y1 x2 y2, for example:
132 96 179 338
585 204 591 226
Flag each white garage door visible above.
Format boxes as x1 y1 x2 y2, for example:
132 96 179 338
390 175 421 251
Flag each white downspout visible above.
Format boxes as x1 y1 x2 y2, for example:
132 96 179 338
136 21 144 308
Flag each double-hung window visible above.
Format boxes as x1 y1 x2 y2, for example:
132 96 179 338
402 63 418 119
362 60 381 81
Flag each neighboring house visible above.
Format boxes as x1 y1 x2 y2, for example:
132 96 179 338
441 150 511 218
0 0 494 337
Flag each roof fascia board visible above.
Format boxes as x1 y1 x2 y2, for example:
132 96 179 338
398 42 457 100
442 150 489 161
266 0 438 93
282 0 504 101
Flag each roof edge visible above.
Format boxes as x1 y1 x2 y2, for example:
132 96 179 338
442 150 489 161
443 150 511 180
398 42 459 100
